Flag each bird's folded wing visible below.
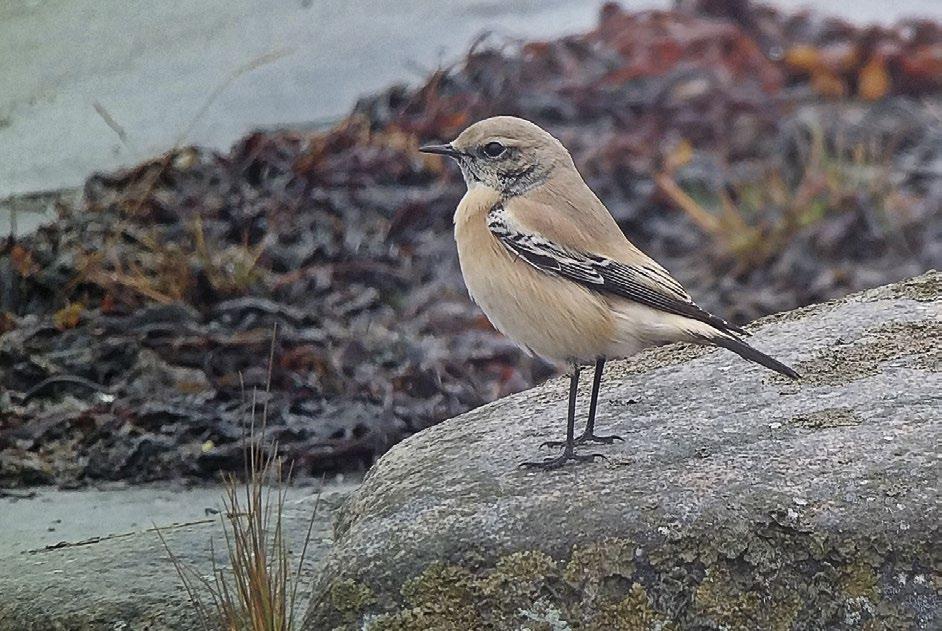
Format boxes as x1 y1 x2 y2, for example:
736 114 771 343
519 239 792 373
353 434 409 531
487 201 747 337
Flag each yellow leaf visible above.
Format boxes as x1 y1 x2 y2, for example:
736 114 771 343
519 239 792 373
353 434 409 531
859 55 890 101
784 44 821 73
811 70 846 98
53 302 84 331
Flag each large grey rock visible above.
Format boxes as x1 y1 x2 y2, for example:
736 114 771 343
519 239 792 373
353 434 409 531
306 271 941 630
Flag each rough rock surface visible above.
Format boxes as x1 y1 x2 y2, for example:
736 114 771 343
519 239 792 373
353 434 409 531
305 272 941 630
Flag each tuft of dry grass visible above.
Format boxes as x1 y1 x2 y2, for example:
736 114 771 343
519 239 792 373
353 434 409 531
192 216 266 296
157 327 319 631
76 50 289 310
72 213 265 307
657 123 910 273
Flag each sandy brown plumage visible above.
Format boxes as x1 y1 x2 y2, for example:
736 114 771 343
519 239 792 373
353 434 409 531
421 116 798 468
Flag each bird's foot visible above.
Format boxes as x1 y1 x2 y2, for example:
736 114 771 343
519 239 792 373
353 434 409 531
519 449 605 470
540 432 623 449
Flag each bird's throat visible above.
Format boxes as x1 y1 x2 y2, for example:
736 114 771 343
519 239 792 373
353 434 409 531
453 184 501 229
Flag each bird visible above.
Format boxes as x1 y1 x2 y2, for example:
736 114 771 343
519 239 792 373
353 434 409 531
420 116 799 469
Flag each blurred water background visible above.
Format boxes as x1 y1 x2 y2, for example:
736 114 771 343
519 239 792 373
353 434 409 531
2 0 941 203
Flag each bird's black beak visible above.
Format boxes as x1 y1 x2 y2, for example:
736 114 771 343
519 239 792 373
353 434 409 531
419 143 460 158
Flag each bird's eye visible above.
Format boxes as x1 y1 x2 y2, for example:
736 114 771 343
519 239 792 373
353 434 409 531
483 141 506 158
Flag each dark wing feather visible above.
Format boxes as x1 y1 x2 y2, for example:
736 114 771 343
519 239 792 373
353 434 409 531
488 207 747 337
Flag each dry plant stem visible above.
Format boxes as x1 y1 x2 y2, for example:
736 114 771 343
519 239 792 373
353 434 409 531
123 48 290 217
158 324 319 631
659 115 904 275
154 526 216 631
654 172 720 234
92 100 132 150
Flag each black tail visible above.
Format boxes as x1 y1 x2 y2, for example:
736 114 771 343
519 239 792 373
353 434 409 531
709 335 800 380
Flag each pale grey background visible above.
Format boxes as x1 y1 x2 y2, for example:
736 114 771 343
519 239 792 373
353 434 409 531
2 0 941 200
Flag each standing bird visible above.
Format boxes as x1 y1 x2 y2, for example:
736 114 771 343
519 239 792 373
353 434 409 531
420 116 799 469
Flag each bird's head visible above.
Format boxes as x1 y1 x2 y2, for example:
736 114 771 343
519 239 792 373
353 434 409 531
420 116 573 196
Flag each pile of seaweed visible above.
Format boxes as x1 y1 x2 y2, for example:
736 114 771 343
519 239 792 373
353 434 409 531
1 0 940 487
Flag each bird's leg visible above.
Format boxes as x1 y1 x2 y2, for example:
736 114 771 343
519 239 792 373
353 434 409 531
579 358 623 443
522 362 603 469
542 358 622 448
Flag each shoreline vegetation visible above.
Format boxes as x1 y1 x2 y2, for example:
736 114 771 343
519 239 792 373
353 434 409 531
1 0 940 488
158 331 320 631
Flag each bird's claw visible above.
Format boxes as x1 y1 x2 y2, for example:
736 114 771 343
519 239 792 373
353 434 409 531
519 451 606 470
540 433 623 449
